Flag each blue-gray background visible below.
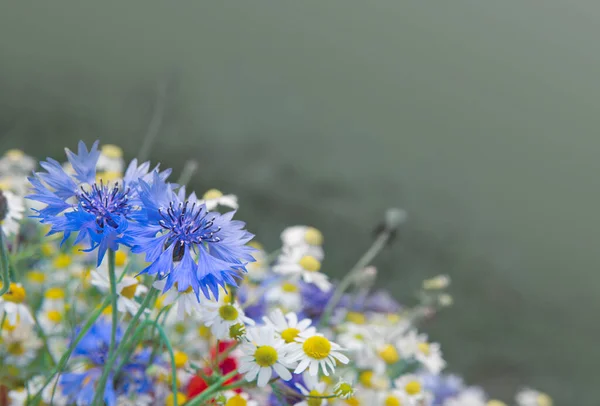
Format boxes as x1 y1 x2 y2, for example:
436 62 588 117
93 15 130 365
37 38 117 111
1 2 599 404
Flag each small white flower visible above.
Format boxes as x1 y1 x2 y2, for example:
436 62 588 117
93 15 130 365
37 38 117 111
397 329 446 374
281 226 324 259
91 268 148 316
287 331 349 376
202 299 254 339
200 188 238 211
394 374 433 404
0 189 24 236
1 323 42 367
294 377 329 406
96 144 125 174
38 307 66 336
222 391 259 406
8 388 28 406
263 309 315 344
273 247 331 292
0 149 36 175
516 388 553 406
0 283 34 326
265 281 302 312
153 279 203 320
239 325 294 387
443 387 487 406
376 389 411 406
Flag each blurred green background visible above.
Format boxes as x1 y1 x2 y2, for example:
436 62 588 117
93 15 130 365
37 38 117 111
1 1 599 403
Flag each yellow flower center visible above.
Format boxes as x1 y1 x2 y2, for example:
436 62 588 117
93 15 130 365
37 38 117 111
40 243 54 257
404 380 421 396
101 144 123 159
198 325 211 338
7 342 25 355
248 240 264 251
3 283 26 303
298 256 321 272
335 382 354 398
378 344 399 364
537 394 553 406
219 304 239 321
44 287 66 300
120 282 138 299
174 323 187 334
173 351 188 368
27 270 46 284
53 253 72 269
254 345 278 367
165 392 187 406
359 370 373 388
487 401 507 406
307 390 324 406
385 396 401 406
2 318 18 331
5 149 25 159
47 310 63 323
303 336 331 360
203 189 223 200
281 327 301 343
115 251 127 267
281 282 299 293
346 312 366 324
418 342 430 356
226 395 248 406
345 398 360 406
155 295 165 309
96 171 122 183
304 227 323 246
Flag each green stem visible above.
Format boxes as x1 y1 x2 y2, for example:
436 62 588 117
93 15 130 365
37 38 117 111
27 298 110 405
0 231 11 295
320 231 391 326
184 371 238 406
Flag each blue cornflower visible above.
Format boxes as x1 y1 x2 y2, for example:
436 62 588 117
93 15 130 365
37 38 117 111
127 173 255 300
59 320 153 406
27 141 170 264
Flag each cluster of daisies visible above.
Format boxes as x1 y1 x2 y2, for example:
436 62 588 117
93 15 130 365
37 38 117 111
0 142 553 406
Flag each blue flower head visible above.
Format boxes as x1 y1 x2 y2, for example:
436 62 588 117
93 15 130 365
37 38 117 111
27 141 170 264
127 173 255 300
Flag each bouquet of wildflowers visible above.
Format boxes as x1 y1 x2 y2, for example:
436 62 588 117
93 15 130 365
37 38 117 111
0 142 552 406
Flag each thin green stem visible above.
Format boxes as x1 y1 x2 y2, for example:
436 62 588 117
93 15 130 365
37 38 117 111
27 298 110 405
0 231 11 295
184 370 238 406
320 231 391 326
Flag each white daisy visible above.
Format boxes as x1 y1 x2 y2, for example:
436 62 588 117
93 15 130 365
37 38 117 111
394 374 433 405
280 225 324 259
239 325 294 387
287 331 349 376
516 388 553 406
273 247 331 292
0 149 36 175
222 391 259 406
376 389 411 406
91 267 148 316
397 329 446 374
0 189 24 236
202 299 254 339
38 307 66 336
263 309 315 344
96 144 125 174
265 281 302 312
294 377 329 406
200 188 238 211
0 283 34 326
443 387 487 406
153 279 203 320
1 322 42 367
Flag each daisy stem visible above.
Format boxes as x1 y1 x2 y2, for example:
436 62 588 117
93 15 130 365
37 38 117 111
27 297 110 405
183 370 238 406
0 231 11 295
320 230 392 326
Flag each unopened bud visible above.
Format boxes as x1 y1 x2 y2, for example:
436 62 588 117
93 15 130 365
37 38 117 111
384 208 408 232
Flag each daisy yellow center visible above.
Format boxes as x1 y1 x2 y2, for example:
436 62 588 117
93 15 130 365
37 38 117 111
385 396 401 406
304 227 323 245
203 189 223 200
155 295 165 309
27 270 46 284
219 305 239 321
299 256 321 272
4 283 26 303
226 395 248 406
248 240 264 250
303 336 331 360
174 323 187 334
198 325 211 338
307 390 323 406
120 282 138 299
537 394 553 406
281 327 301 343
359 370 373 387
378 344 399 364
336 382 354 398
165 392 187 406
254 345 278 367
487 401 507 406
40 243 54 257
5 149 24 159
96 171 122 183
404 380 421 395
101 144 123 158
345 398 360 406
281 282 299 293
53 254 72 269
346 312 366 324
7 342 25 355
174 351 188 368
115 251 127 267
44 287 65 300
2 318 18 331
418 342 430 356
47 310 63 323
